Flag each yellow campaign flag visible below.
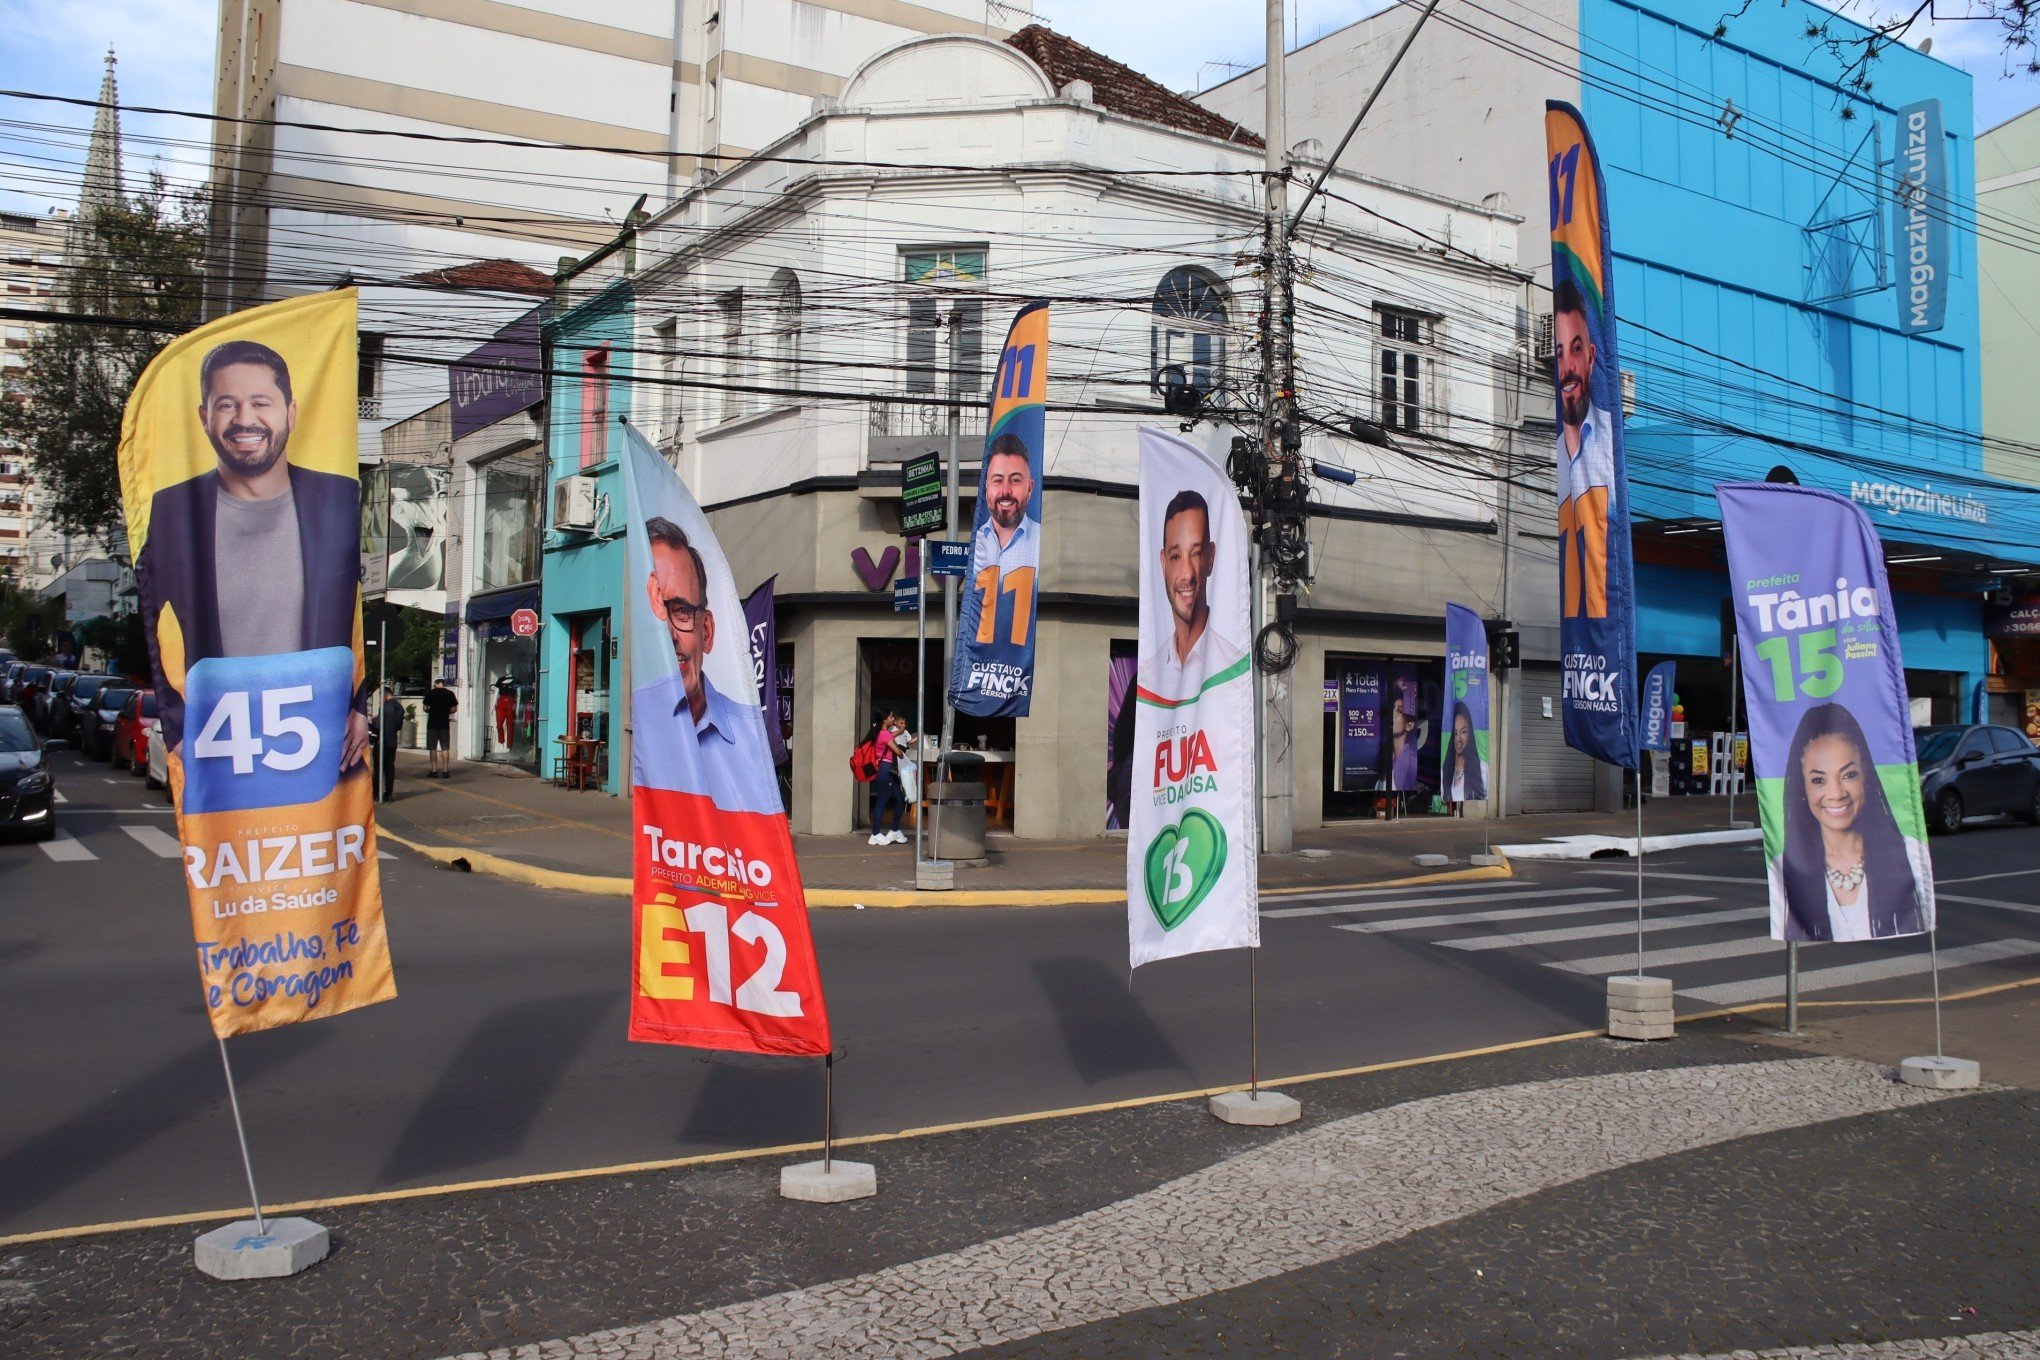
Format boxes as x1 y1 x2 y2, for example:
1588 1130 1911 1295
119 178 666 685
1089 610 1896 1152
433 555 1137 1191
119 288 396 1038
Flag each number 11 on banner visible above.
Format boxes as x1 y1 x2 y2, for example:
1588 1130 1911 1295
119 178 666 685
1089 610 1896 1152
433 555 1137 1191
972 566 1035 646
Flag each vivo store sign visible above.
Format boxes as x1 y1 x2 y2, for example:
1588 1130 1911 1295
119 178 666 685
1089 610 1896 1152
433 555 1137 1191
1849 478 1987 527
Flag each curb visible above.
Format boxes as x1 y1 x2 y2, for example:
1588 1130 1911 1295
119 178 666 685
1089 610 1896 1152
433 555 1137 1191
376 830 1512 907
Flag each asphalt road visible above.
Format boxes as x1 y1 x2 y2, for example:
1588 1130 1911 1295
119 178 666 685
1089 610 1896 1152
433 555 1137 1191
4 748 2037 1237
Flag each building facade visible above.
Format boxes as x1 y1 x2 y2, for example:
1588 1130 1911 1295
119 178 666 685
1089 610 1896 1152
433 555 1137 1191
1202 0 2039 758
0 208 68 585
206 0 1032 312
540 27 1528 834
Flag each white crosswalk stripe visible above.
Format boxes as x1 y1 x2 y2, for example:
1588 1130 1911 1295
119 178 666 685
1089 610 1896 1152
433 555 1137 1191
1551 935 1782 976
1265 886 1614 920
1430 907 1769 952
1335 894 1708 935
36 829 95 862
1936 894 2040 918
1681 938 2040 1006
122 825 185 858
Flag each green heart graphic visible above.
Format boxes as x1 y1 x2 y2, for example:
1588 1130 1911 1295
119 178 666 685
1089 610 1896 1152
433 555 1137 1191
1143 808 1228 931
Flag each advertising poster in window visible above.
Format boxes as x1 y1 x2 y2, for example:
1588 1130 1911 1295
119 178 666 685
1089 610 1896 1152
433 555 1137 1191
1339 666 1383 789
619 425 831 1055
119 288 396 1038
1443 604 1490 804
1545 101 1639 770
1128 427 1257 968
384 462 449 601
1719 483 1934 943
949 301 1047 718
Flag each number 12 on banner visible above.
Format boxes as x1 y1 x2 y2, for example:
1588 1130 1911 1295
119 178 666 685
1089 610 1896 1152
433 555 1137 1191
638 892 803 1017
973 566 1036 646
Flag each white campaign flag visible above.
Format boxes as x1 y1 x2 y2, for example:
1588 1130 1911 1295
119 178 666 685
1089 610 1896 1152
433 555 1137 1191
1128 427 1259 968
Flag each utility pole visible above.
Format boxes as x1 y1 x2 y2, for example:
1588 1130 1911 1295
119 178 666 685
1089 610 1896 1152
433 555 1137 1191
1256 0 1295 855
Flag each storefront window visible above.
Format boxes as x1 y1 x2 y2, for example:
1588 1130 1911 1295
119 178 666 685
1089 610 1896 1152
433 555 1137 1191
474 623 539 768
477 450 541 592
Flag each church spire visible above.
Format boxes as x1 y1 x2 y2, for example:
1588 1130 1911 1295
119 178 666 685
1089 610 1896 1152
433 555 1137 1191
80 47 124 217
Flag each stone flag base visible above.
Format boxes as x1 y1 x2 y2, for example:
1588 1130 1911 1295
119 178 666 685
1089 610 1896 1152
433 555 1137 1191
1470 853 1506 868
1899 1056 1980 1090
780 1160 878 1203
194 1217 329 1279
1607 974 1675 1041
1208 1089 1302 1126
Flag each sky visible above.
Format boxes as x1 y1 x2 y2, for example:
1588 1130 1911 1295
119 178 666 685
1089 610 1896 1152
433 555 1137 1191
0 0 2034 221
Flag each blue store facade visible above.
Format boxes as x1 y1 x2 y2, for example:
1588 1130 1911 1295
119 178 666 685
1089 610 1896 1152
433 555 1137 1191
1581 0 2040 734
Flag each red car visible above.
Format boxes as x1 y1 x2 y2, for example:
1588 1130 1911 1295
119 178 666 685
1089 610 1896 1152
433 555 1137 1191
112 689 159 774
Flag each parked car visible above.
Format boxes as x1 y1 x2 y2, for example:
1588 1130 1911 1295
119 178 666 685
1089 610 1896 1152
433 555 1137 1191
35 671 78 731
0 704 59 842
1915 724 2040 834
0 660 21 703
112 689 158 773
57 674 116 745
81 685 135 761
145 718 169 796
13 666 50 719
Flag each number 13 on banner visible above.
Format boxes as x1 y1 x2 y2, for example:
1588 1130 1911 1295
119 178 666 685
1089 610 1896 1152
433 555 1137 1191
972 566 1036 646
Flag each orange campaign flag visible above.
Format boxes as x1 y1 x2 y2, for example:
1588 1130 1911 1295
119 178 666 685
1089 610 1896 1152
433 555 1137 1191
618 423 831 1057
119 289 396 1038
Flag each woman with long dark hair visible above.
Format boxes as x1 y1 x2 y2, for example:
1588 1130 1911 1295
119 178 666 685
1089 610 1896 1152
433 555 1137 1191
1445 699 1486 805
1773 701 1926 941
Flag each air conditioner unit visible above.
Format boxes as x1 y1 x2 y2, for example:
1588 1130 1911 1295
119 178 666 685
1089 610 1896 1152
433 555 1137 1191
552 474 598 532
1621 369 1637 417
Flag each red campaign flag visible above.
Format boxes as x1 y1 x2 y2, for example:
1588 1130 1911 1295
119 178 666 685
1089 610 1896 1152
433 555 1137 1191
619 425 831 1056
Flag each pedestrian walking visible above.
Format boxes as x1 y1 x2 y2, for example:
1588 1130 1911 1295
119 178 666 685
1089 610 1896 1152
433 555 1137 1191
370 686 404 802
423 678 458 779
867 713 910 845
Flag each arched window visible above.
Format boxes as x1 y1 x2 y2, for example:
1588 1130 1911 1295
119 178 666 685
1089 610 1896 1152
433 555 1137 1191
1151 267 1228 396
770 270 801 398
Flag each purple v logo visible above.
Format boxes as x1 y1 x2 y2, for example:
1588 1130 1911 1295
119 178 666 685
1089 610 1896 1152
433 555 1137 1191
851 545 901 591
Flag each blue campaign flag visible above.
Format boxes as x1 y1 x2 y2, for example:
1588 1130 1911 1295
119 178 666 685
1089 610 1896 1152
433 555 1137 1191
1640 661 1676 754
1442 604 1491 803
1545 102 1640 769
949 302 1048 716
1718 483 1934 944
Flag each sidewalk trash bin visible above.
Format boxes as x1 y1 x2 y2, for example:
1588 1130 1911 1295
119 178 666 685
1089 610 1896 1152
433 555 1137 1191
926 780 987 861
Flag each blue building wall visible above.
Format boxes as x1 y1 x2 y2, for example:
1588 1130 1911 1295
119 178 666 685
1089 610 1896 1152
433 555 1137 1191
1582 0 1997 698
539 281 636 794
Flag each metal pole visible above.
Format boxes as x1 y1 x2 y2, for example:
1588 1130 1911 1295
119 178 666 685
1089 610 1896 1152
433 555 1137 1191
1929 928 1944 1061
822 1053 835 1175
935 305 964 855
1249 946 1261 1101
1634 781 1644 979
1255 0 1290 857
1288 0 1444 232
1785 940 1800 1034
914 543 928 866
378 618 388 804
216 1038 268 1237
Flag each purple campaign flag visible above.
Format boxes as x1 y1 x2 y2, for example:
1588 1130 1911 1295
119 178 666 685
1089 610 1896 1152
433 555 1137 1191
1443 604 1490 803
742 577 788 768
1718 483 1934 944
1640 661 1676 753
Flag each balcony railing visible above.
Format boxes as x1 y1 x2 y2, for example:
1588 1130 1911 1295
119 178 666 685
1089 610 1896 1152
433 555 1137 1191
866 390 985 465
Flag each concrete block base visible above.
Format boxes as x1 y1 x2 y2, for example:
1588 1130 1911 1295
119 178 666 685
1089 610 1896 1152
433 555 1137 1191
1606 974 1674 1001
914 860 954 891
780 1160 877 1203
1608 1017 1677 1041
1899 1056 1980 1090
1411 853 1450 868
1208 1089 1302 1126
194 1218 328 1280
1470 853 1506 868
1607 992 1675 1016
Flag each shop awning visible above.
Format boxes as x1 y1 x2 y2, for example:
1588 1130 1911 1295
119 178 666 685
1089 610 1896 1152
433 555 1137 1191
465 587 538 624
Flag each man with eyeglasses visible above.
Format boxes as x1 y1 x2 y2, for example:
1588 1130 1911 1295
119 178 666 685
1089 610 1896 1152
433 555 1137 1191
631 515 782 814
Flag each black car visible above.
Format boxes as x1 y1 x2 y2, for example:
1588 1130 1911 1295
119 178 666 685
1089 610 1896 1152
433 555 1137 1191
56 674 116 744
0 705 59 842
1915 724 2040 834
80 685 135 761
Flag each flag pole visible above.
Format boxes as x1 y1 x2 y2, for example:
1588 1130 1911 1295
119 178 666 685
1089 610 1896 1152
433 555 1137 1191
216 1038 267 1237
1635 768 1644 979
823 1052 835 1175
1249 947 1260 1101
